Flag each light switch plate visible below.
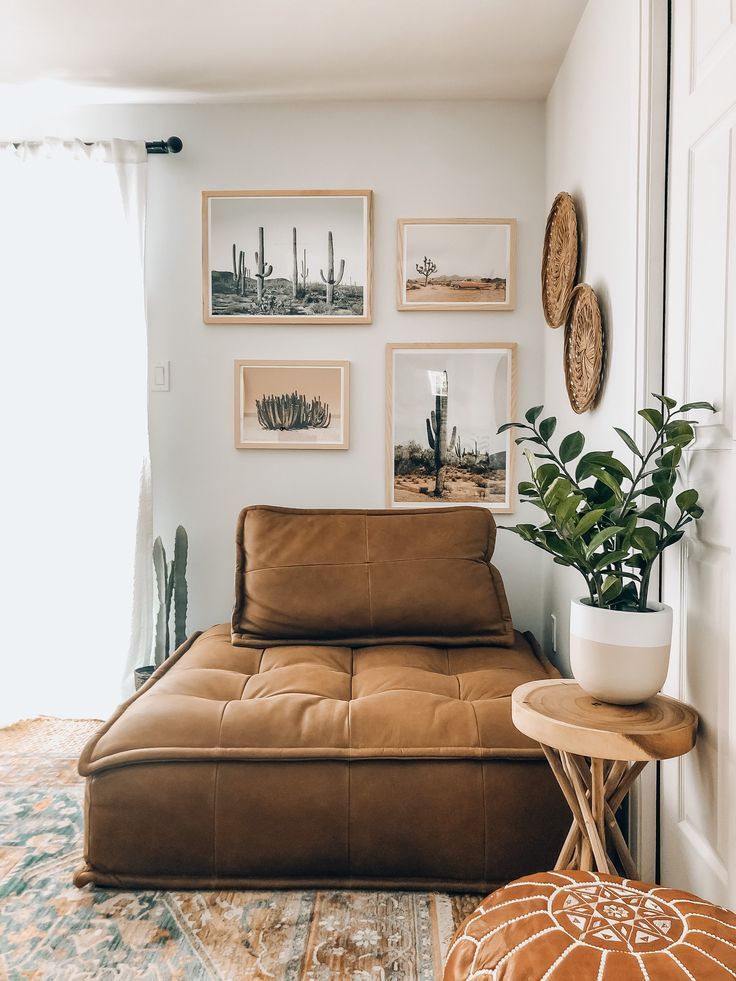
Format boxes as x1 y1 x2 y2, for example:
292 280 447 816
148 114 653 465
151 361 170 392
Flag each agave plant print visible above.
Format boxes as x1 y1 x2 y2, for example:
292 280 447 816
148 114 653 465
235 360 350 449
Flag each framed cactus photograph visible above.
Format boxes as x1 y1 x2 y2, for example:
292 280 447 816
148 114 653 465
397 218 516 311
234 359 350 449
386 343 517 511
203 190 372 324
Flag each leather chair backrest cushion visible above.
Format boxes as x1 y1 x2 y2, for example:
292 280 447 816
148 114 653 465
231 505 515 648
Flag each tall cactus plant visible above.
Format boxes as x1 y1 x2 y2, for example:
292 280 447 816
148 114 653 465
152 537 169 667
232 244 249 295
300 249 309 295
152 526 189 665
320 231 345 305
292 227 299 299
255 226 273 302
426 371 458 497
173 525 188 648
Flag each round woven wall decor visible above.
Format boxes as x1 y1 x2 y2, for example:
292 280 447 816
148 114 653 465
564 284 604 413
542 191 579 327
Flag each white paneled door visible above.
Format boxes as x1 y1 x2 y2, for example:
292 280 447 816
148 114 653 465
661 0 736 906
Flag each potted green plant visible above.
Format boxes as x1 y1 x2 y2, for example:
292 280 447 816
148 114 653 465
134 525 189 691
499 395 714 704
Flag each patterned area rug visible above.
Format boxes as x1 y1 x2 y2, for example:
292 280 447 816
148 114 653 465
0 719 482 979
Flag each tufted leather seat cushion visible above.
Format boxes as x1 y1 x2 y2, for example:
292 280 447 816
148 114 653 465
231 505 515 648
82 625 554 769
444 870 736 979
76 625 570 890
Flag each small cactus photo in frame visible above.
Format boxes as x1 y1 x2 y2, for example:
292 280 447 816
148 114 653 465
235 359 350 449
397 218 517 311
386 343 517 511
203 190 372 324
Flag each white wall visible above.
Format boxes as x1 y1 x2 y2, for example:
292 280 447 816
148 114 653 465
543 0 655 674
4 100 549 638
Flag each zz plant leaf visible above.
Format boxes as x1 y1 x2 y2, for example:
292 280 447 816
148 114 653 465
498 394 715 611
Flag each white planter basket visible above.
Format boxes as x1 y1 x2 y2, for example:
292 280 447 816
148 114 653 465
569 598 673 705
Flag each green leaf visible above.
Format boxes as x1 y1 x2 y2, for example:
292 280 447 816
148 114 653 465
588 465 624 500
652 469 675 500
576 451 633 482
632 526 659 558
652 393 677 409
543 477 573 509
497 422 523 434
679 401 715 413
665 420 694 440
517 481 535 495
600 576 623 603
585 526 626 557
506 523 538 541
639 407 664 431
657 447 682 469
540 532 578 560
593 549 630 571
637 503 665 523
614 427 643 459
525 405 544 424
571 508 606 539
676 489 699 511
555 495 583 526
662 530 685 548
535 463 560 491
664 434 696 449
539 416 557 441
559 431 585 464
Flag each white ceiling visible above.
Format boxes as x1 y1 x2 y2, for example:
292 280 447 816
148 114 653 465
1 0 587 105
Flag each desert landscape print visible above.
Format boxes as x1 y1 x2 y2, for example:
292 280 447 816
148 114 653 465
389 346 515 509
235 361 349 449
205 191 371 323
399 219 515 310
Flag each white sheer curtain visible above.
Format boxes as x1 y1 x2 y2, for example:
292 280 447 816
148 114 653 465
0 139 152 724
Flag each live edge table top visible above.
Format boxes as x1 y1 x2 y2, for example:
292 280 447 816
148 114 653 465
511 679 698 762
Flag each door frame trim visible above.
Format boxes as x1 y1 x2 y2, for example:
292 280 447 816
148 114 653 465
628 0 670 884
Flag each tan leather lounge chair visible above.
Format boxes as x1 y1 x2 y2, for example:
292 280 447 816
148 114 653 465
74 505 567 890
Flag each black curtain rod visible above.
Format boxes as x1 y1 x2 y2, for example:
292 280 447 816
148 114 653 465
145 137 183 155
10 137 183 155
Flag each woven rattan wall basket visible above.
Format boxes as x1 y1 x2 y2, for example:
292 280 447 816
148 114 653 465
542 191 579 327
564 283 604 413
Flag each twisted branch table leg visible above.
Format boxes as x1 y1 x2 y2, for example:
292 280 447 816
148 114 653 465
543 744 649 878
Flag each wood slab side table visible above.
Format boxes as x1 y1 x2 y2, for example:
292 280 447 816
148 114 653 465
512 679 698 878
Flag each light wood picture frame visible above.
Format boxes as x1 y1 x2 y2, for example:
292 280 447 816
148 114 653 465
386 343 517 511
204 190 372 324
235 360 350 449
397 218 517 311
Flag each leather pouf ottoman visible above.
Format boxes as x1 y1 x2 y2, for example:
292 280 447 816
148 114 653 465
444 870 736 979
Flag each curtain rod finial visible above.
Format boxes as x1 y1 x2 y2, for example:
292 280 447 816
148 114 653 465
166 137 183 154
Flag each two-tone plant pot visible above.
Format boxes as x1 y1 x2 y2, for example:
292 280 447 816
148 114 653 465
569 598 673 705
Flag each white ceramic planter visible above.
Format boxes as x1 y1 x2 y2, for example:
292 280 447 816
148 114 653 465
569 598 673 705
